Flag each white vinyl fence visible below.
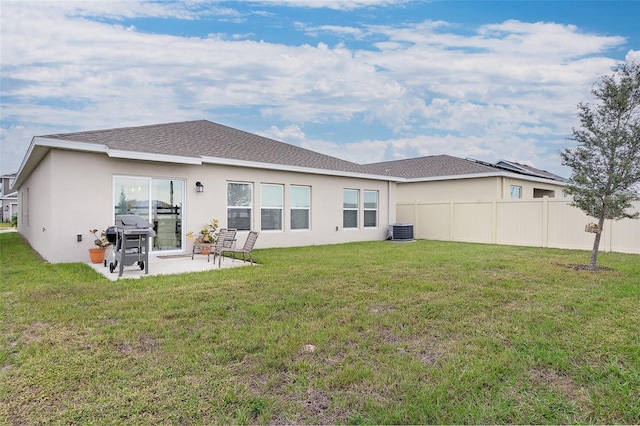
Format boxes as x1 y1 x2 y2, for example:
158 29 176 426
397 198 640 254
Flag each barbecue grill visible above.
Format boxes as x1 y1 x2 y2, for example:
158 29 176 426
110 215 156 277
104 226 118 267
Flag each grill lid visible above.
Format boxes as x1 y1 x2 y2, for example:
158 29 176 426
116 215 156 236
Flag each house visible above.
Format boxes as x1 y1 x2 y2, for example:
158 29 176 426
0 172 18 223
13 120 401 263
364 155 567 203
363 155 638 255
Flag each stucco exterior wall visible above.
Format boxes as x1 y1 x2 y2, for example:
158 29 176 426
396 177 499 202
501 176 565 198
19 149 396 263
396 175 566 203
17 151 54 260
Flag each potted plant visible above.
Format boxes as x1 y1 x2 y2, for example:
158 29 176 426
584 221 601 234
88 228 110 264
187 219 220 255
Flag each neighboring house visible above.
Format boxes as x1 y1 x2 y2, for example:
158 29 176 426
364 155 567 203
13 120 401 263
0 173 18 223
365 155 638 254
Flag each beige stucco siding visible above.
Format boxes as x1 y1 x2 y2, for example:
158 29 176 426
397 175 566 204
396 177 499 203
19 149 395 263
501 176 565 199
17 151 54 261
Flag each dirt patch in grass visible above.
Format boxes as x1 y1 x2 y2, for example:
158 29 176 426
115 333 161 355
306 387 330 414
370 305 398 315
566 264 614 271
529 368 588 404
379 326 455 367
22 321 49 345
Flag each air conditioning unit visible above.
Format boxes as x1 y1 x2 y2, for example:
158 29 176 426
388 223 414 241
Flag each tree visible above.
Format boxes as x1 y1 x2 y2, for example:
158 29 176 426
560 62 640 269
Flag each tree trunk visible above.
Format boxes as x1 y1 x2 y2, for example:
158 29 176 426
589 215 606 269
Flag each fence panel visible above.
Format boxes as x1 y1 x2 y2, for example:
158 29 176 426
496 200 544 247
453 201 493 243
397 199 640 254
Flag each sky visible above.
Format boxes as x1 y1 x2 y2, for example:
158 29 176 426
1 1 639 178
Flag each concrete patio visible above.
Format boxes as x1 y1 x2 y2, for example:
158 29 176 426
87 252 253 281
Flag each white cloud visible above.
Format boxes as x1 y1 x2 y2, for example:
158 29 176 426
260 124 306 146
627 50 640 63
244 0 409 11
0 1 631 177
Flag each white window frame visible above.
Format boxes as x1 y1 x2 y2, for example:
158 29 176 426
343 189 359 229
112 175 186 253
227 182 253 231
510 185 522 199
290 185 311 231
363 190 378 228
260 183 283 231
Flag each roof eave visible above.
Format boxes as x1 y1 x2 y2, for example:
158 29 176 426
404 171 567 185
201 156 405 182
13 137 203 188
13 137 402 188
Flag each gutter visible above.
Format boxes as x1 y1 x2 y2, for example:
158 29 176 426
200 155 405 182
403 171 568 186
14 137 406 189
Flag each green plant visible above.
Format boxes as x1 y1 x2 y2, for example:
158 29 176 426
89 228 110 249
187 218 220 244
560 62 640 268
10 214 17 228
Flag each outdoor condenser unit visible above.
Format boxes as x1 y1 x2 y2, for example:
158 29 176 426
388 223 414 241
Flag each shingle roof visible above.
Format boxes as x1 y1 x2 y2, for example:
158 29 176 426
38 120 566 183
41 120 370 175
494 160 568 182
363 155 502 179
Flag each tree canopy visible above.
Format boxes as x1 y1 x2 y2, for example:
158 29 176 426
560 62 640 268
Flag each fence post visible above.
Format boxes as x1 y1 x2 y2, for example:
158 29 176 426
449 200 455 241
414 200 419 238
542 196 549 248
492 198 497 244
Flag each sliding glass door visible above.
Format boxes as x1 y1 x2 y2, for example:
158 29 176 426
113 176 184 251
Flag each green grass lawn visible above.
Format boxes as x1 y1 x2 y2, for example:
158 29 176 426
1 232 639 425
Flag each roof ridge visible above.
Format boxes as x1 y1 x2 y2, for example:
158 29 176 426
43 120 208 138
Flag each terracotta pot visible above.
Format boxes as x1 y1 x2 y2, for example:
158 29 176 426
200 248 210 256
89 248 106 264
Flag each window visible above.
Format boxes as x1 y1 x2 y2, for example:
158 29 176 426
261 184 283 231
227 182 252 231
113 176 184 251
534 188 555 198
510 185 522 199
364 190 378 227
291 185 310 230
343 189 359 228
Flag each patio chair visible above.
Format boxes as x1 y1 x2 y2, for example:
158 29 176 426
209 228 237 264
219 231 259 266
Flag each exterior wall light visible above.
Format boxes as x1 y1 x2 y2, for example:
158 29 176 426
195 181 204 193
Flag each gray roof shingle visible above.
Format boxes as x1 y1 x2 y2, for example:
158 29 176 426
39 120 566 182
363 155 502 179
42 120 370 175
